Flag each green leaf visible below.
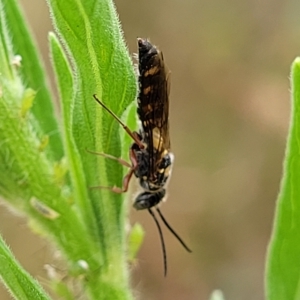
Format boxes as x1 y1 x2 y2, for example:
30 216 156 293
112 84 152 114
2 0 63 160
47 0 137 298
1 0 137 297
49 30 99 246
209 290 225 300
20 88 36 118
266 57 300 300
0 234 51 300
0 2 107 297
128 223 145 263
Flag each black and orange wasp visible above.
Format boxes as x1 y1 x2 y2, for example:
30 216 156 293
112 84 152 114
91 38 191 276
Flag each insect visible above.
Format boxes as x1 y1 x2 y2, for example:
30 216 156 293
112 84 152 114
91 38 191 276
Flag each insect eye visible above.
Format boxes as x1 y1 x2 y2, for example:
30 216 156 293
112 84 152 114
133 190 166 210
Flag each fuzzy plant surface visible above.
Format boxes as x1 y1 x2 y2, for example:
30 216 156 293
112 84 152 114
266 58 300 300
0 0 140 299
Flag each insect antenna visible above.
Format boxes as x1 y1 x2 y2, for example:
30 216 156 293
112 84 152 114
156 208 192 253
148 208 167 277
93 94 144 149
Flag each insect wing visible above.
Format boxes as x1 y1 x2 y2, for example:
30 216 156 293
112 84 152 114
137 39 171 176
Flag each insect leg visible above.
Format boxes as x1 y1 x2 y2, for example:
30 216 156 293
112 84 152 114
93 94 145 149
85 148 131 168
89 148 138 193
89 168 134 193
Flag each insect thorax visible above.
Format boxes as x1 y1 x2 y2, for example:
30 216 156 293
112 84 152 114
132 143 174 210
133 146 173 191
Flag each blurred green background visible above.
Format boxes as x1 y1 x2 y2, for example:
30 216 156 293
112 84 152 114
1 0 299 299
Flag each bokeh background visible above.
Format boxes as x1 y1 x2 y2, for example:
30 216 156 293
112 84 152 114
1 0 300 299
